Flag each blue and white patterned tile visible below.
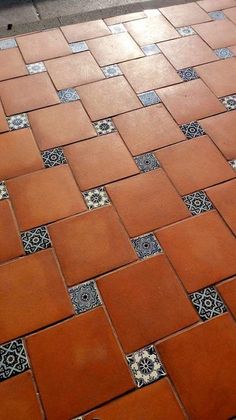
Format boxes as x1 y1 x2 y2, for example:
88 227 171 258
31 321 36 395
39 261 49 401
26 62 46 74
41 148 67 168
0 339 29 382
229 159 236 170
138 91 161 106
109 23 127 33
102 64 123 78
57 88 80 103
177 26 196 36
134 153 160 173
83 187 110 210
208 10 225 20
21 226 51 255
93 118 116 135
189 286 227 321
141 44 161 56
69 41 88 53
0 181 9 200
220 94 236 111
0 38 17 50
214 48 234 59
180 121 205 139
182 191 214 215
7 113 30 131
69 280 102 314
131 233 162 259
177 67 199 82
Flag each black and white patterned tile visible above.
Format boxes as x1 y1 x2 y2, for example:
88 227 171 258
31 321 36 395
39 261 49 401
177 67 199 82
0 181 9 200
214 48 234 59
182 191 214 215
7 113 30 131
229 159 236 170
220 94 236 111
134 153 160 173
0 339 29 382
41 148 67 168
189 286 227 321
21 226 51 255
180 121 205 139
26 62 46 74
208 10 225 20
69 280 102 314
109 23 127 33
141 44 161 56
0 38 17 50
93 118 116 135
138 91 161 106
69 41 88 53
83 187 110 210
57 88 80 103
126 345 166 388
177 26 196 36
101 64 122 78
131 233 162 259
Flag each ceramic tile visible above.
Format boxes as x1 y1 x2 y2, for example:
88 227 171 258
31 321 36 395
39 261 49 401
0 200 24 263
160 3 211 27
0 101 8 133
82 187 110 210
141 44 161 55
193 20 236 49
229 159 236 170
197 0 236 12
105 11 146 24
217 278 236 319
208 10 225 19
69 280 102 314
0 49 28 81
125 16 179 46
26 62 46 74
195 59 236 97
93 118 116 135
177 26 196 36
58 88 80 103
69 41 88 53
131 233 162 258
138 91 161 106
180 121 206 138
221 94 236 110
101 64 122 78
109 23 127 33
61 20 110 42
0 38 17 49
223 6 236 23
183 191 214 215
7 113 30 131
0 339 29 381
190 286 227 320
177 67 199 81
144 9 161 16
214 47 234 59
41 147 67 168
21 226 51 255
0 181 9 200
134 153 160 172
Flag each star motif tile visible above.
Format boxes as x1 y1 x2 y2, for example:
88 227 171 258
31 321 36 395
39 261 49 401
126 345 166 388
141 44 161 56
93 118 116 135
0 38 17 49
0 181 9 200
57 88 80 103
69 280 102 314
26 62 46 74
21 226 51 255
101 64 123 78
182 191 214 215
7 113 30 131
177 67 199 82
131 233 162 259
177 26 196 36
138 91 161 106
180 121 205 139
0 339 29 382
220 95 236 111
134 153 160 172
69 41 88 53
41 147 67 168
208 11 225 20
229 159 236 170
189 286 227 321
109 23 127 33
214 48 234 59
82 187 110 210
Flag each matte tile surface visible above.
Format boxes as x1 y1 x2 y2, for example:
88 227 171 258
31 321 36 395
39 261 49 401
195 58 236 97
0 48 27 81
0 200 24 263
61 19 110 42
125 16 179 46
160 3 211 26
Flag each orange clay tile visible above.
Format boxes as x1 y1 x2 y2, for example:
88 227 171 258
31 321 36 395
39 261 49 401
197 0 236 12
160 3 211 27
223 6 236 23
193 19 236 48
0 48 27 81
48 206 137 285
0 100 8 133
156 135 235 195
113 104 185 156
26 308 134 419
106 170 190 237
155 211 236 292
104 11 146 25
17 28 71 63
0 200 24 264
64 132 139 191
61 19 110 42
157 314 236 419
28 102 96 150
217 277 236 318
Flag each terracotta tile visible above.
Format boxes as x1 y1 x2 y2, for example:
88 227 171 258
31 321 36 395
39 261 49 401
193 20 236 48
156 136 235 195
197 0 236 12
158 35 218 70
48 206 137 285
45 52 104 90
157 79 224 125
29 102 96 150
0 200 24 263
224 6 236 23
125 16 179 46
64 132 139 190
0 48 27 81
217 277 236 318
119 55 181 93
0 73 59 116
26 308 134 419
7 165 86 231
0 372 42 420
105 12 146 25
0 100 8 133
0 128 43 180
87 33 143 66
106 170 190 237
17 28 71 63
77 76 141 121
85 377 185 420
206 179 236 234
196 58 236 97
61 19 110 42
160 3 210 27
157 314 236 419
156 211 236 292
98 255 198 353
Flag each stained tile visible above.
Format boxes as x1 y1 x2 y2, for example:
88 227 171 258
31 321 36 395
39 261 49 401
109 23 127 33
134 153 160 172
196 59 236 97
0 339 29 382
217 277 236 318
0 101 8 133
21 226 51 255
57 88 80 102
223 6 236 23
93 118 116 135
214 47 234 58
141 44 161 55
69 41 88 53
0 38 17 49
193 20 236 49
180 121 205 139
41 147 67 168
197 0 236 11
208 10 225 19
190 286 227 321
69 280 102 314
26 61 46 74
138 91 161 106
125 16 179 46
183 191 213 215
7 113 30 131
101 64 122 78
221 94 236 110
177 67 199 81
131 233 162 258
105 12 146 25
177 26 196 36
82 187 110 210
0 181 9 200
61 20 110 42
0 48 27 81
0 200 24 263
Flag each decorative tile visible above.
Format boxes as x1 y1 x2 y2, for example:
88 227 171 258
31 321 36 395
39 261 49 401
189 286 227 321
138 91 161 106
82 187 110 210
41 147 67 168
141 44 161 56
26 62 46 74
21 226 51 255
229 159 236 170
0 339 29 382
221 95 236 111
131 233 162 259
69 41 88 53
7 113 30 131
57 88 80 103
0 181 9 200
69 280 102 314
126 345 166 388
109 23 127 34
93 118 116 135
208 11 225 20
180 121 206 139
183 191 214 215
177 67 199 81
101 64 123 78
0 38 17 50
177 26 196 36
134 153 160 172
214 48 234 59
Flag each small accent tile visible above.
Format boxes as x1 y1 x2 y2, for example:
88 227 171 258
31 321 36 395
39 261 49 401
126 345 166 388
229 159 236 170
220 95 236 111
138 91 161 106
131 233 162 259
57 88 80 103
0 181 9 200
214 48 234 59
0 38 17 50
7 113 30 131
93 118 116 135
69 280 102 314
26 62 46 74
180 121 205 139
41 147 67 168
134 153 160 173
102 64 123 78
208 10 225 20
109 23 127 33
190 286 227 321
69 41 88 53
21 226 51 255
141 44 161 56
177 67 199 81
177 26 196 36
0 339 29 382
82 187 110 210
183 191 214 215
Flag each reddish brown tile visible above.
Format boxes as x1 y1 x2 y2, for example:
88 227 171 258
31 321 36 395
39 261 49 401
0 200 24 264
224 6 236 23
195 58 236 97
197 0 236 12
217 277 236 318
61 19 110 42
0 48 27 81
0 100 9 133
104 11 146 25
160 3 210 27
125 16 179 46
193 19 236 48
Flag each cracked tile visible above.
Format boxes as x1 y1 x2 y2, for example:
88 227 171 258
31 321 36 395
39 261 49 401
41 147 67 168
131 233 162 259
134 153 160 172
190 286 227 320
183 191 214 215
69 280 102 314
82 187 110 210
0 339 29 381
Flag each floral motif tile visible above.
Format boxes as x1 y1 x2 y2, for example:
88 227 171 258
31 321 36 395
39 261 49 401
0 181 9 200
180 121 206 139
7 113 30 131
57 88 80 103
177 26 196 36
41 147 67 168
101 64 123 78
134 153 160 172
214 48 234 59
69 280 102 314
131 233 162 259
26 62 46 74
229 159 236 170
221 95 236 111
138 91 161 106
208 11 225 20
69 41 88 53
0 339 29 381
0 38 17 50
183 191 214 215
21 226 51 255
93 118 116 135
82 187 110 210
126 345 166 388
177 67 199 82
189 286 227 321
141 44 161 56
109 23 127 33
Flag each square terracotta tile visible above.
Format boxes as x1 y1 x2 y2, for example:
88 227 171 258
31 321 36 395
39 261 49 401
224 6 236 23
157 79 225 124
48 206 137 285
104 12 146 25
195 58 236 97
0 200 24 264
0 249 73 344
0 73 59 116
17 28 71 63
197 0 236 12
160 3 211 27
193 20 236 48
26 308 134 418
0 100 9 133
28 102 96 150
217 277 236 318
87 33 143 66
61 19 110 42
125 16 179 46
77 77 141 121
64 132 139 190
156 211 236 292
98 255 198 353
45 52 105 90
0 48 27 81
7 165 86 231
157 314 236 419
106 170 190 237
206 179 236 234
0 128 43 180
156 135 235 195
158 35 218 70
119 55 182 93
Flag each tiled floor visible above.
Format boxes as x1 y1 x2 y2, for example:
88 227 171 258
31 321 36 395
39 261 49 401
0 2 236 419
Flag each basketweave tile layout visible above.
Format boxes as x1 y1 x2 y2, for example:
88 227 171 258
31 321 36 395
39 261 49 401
0 2 236 419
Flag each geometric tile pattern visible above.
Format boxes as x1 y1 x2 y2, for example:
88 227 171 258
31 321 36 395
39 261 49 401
69 41 89 53
57 88 80 103
82 187 110 210
180 121 206 139
221 95 236 111
208 11 225 20
182 191 214 215
134 153 160 172
138 91 161 106
177 26 196 36
26 62 46 74
93 118 116 135
0 38 17 49
229 159 236 170
189 286 227 321
141 44 161 56
131 233 162 259
21 226 51 254
41 147 67 168
69 280 102 314
177 67 199 82
101 64 123 78
214 48 234 59
0 181 9 200
109 23 127 34
7 113 30 131
0 339 29 382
